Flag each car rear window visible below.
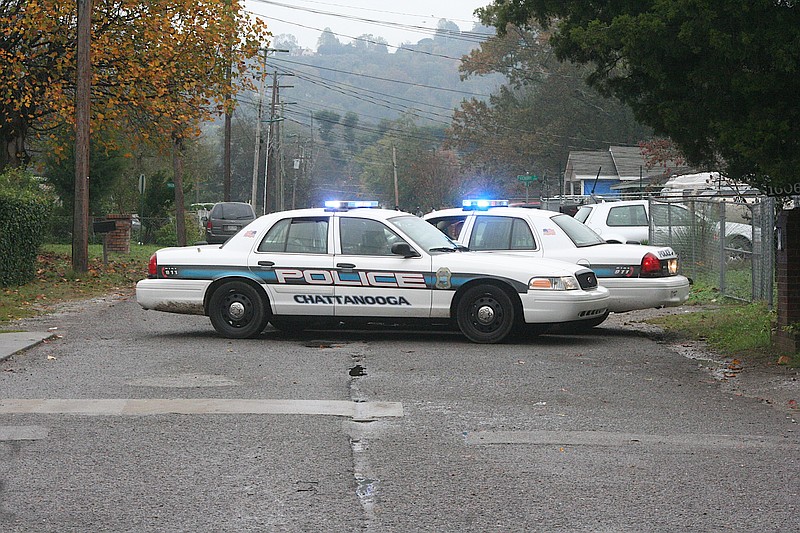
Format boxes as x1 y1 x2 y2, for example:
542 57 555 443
214 203 255 220
550 214 605 247
574 206 592 223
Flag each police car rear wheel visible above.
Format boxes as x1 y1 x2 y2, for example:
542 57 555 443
456 285 515 344
209 281 269 339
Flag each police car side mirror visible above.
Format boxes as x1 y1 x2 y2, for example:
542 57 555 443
391 242 420 258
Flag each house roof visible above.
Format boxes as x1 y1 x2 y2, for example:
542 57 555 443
609 146 653 178
566 145 695 182
566 150 616 179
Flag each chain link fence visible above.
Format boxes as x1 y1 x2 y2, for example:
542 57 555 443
647 196 775 305
46 215 206 247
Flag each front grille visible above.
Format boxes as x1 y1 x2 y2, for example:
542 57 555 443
576 271 598 290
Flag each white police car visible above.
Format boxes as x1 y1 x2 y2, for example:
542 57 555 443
136 201 610 343
424 200 690 326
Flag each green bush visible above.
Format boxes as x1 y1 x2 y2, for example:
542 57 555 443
0 169 54 286
154 217 205 247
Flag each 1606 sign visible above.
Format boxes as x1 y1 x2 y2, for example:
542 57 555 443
766 183 800 197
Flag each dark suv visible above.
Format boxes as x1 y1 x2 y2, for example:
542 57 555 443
204 202 256 244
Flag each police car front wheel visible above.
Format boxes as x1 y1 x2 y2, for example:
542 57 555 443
456 284 516 344
209 280 269 339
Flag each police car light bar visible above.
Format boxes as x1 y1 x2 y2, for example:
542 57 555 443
324 200 380 211
462 199 509 211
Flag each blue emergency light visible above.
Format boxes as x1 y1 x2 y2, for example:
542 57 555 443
461 199 509 211
324 200 380 211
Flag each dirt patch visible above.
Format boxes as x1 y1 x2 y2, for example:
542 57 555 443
609 306 800 415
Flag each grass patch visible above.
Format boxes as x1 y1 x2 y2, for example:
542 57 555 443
649 302 772 356
0 243 158 324
647 300 797 365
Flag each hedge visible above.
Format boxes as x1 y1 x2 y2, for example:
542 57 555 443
0 189 52 286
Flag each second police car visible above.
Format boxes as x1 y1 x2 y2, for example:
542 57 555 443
136 201 610 343
424 200 691 327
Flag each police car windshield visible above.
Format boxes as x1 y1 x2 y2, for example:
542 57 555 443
390 215 459 253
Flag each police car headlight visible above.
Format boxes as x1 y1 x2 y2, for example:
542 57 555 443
529 276 580 291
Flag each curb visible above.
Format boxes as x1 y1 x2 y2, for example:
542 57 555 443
0 331 57 362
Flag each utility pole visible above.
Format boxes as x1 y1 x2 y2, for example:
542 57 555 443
261 64 293 214
278 102 286 211
223 70 232 202
264 71 278 214
222 0 233 201
250 50 267 212
392 144 399 210
73 0 92 273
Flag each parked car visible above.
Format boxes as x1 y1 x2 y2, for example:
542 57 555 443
137 201 610 343
574 199 753 253
424 200 690 326
203 202 256 244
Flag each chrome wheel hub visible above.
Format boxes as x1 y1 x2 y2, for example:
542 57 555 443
476 305 495 324
228 301 246 320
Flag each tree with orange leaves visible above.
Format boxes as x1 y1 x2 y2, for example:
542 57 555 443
0 0 268 168
1 0 269 245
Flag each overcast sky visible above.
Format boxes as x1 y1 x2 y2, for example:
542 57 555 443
245 0 491 50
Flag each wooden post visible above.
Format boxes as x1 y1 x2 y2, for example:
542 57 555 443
72 0 92 273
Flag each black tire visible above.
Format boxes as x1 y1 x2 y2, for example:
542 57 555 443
456 284 516 344
728 235 752 252
725 236 752 264
208 281 269 339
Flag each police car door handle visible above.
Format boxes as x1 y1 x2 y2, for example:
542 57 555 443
336 262 356 270
257 261 275 268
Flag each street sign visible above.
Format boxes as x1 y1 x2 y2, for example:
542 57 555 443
517 174 538 182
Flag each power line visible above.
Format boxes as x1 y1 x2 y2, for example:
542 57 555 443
267 56 490 97
249 0 486 42
266 63 460 125
255 0 479 26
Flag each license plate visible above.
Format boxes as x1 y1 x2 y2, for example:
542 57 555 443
223 225 238 232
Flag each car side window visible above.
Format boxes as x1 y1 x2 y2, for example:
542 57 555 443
651 204 692 226
258 217 328 253
470 216 536 251
340 218 400 256
510 218 536 249
428 216 467 240
606 205 648 226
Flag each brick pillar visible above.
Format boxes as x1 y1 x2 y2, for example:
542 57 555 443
774 208 800 353
105 214 131 254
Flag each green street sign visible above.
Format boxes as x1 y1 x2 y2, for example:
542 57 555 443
517 174 538 182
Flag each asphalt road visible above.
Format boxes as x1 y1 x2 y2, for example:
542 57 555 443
1 294 798 532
